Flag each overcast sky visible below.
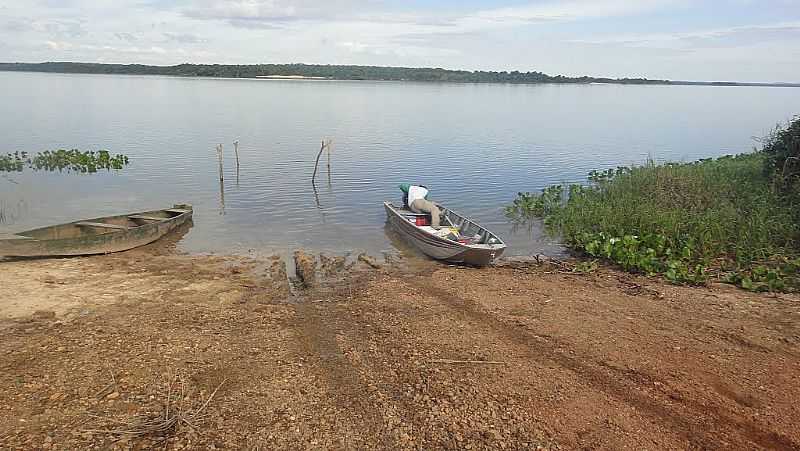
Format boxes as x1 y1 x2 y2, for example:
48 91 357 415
1 0 798 82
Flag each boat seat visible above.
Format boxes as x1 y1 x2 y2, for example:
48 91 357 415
0 234 33 240
165 208 191 214
128 215 167 221
75 222 129 230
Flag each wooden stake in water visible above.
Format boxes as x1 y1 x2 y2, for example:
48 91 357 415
216 144 225 215
326 139 332 186
219 176 226 215
233 140 240 169
312 140 325 184
216 144 224 182
233 140 241 187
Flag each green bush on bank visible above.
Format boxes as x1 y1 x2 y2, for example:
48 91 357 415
762 115 800 201
507 119 800 292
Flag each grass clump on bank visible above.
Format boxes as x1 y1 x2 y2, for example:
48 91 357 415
0 149 129 173
507 117 800 292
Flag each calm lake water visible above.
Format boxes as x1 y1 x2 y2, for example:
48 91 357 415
1 71 799 258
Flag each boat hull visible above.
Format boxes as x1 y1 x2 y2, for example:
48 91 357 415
384 202 505 266
0 206 192 258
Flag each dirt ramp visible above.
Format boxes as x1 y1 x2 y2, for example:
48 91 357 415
293 250 318 288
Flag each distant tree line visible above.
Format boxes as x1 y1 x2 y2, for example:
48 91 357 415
0 62 672 85
3 62 796 87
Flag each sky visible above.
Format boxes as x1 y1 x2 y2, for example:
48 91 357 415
0 0 799 82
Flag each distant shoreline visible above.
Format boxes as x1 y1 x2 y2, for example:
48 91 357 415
1 62 798 88
256 75 328 80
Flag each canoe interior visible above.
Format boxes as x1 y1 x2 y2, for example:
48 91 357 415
387 203 505 248
19 209 186 240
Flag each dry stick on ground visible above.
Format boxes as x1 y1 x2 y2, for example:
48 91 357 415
84 377 227 440
93 368 117 399
549 258 574 271
617 275 663 298
431 359 506 366
534 257 576 275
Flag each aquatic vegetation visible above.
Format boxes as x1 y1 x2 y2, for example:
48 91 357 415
0 151 26 172
0 149 129 173
507 149 800 292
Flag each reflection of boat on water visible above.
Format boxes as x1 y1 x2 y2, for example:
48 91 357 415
0 205 193 258
0 198 29 226
384 202 506 266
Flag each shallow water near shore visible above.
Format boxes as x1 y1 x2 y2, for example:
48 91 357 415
1 71 799 257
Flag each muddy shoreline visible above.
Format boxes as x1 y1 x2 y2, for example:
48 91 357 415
1 245 799 450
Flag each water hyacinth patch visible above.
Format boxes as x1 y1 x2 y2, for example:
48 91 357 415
0 149 130 173
0 151 27 172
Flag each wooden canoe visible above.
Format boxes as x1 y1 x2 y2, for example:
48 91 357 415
384 202 506 266
0 204 193 257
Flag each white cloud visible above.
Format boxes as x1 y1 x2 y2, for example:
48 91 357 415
337 41 459 59
182 0 373 24
81 44 167 55
181 0 680 31
163 32 208 44
464 0 680 25
45 40 73 50
571 21 800 48
32 19 87 38
115 32 138 42
184 0 299 21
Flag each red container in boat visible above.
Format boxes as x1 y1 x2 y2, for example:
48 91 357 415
415 216 430 226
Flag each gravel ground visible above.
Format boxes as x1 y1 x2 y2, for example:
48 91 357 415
1 246 799 450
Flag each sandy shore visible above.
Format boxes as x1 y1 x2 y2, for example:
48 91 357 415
1 245 799 450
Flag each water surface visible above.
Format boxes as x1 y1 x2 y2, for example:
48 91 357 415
1 72 798 257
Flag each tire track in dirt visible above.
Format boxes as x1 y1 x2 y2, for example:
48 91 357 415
411 279 799 451
292 299 400 449
298 281 562 450
582 271 800 359
301 301 445 449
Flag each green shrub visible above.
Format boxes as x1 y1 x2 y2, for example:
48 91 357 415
507 152 800 291
762 116 800 208
505 185 563 223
